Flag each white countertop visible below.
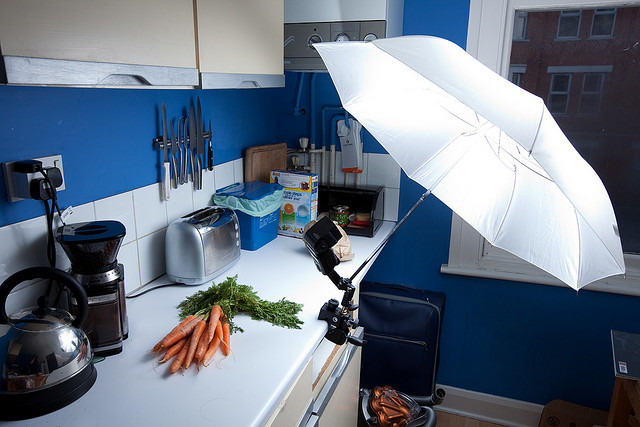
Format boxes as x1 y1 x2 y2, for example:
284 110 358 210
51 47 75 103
6 221 394 427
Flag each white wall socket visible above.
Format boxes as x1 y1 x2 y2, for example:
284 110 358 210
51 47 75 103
2 155 66 202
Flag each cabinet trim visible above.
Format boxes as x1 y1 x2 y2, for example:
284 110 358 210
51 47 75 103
2 56 200 87
200 72 285 89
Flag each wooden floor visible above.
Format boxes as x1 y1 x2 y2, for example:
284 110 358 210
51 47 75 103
435 411 508 427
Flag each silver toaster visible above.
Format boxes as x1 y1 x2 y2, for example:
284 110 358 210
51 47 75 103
165 206 241 285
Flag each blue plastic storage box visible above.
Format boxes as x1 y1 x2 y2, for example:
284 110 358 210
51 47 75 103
214 181 284 251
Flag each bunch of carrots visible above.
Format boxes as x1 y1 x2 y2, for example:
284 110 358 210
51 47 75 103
152 305 230 373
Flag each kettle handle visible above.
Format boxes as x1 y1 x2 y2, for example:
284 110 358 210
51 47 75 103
0 266 88 328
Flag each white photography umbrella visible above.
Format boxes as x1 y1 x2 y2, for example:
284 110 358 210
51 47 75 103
314 36 624 290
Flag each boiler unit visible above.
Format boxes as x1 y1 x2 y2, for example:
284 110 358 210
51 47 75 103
284 0 404 71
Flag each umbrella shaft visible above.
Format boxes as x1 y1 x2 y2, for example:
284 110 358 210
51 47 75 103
349 190 431 282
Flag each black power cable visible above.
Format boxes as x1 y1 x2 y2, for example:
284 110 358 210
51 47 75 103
33 165 66 302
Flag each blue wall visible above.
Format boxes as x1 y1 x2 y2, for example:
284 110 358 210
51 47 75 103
0 72 385 227
363 0 640 411
273 71 388 155
1 0 639 412
0 86 286 226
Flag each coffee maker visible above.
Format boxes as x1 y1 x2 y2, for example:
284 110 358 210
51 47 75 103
56 220 128 356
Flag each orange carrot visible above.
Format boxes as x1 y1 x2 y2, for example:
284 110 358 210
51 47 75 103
157 315 204 350
202 335 221 366
221 321 231 356
169 343 189 373
152 315 195 352
214 319 223 341
195 305 223 361
184 320 207 369
206 305 222 343
159 338 187 363
194 324 211 361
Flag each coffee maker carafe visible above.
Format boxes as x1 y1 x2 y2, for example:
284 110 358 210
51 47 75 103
56 220 128 356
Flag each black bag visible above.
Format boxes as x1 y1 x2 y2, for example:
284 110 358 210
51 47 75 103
358 281 445 396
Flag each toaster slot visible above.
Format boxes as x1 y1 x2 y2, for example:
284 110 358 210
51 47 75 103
187 207 225 226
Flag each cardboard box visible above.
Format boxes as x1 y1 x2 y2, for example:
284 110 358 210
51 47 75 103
270 170 318 238
538 399 608 427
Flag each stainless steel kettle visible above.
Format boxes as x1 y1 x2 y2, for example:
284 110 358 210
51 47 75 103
0 267 97 421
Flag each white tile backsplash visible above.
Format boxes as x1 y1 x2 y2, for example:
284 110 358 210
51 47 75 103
118 241 140 293
214 161 235 190
382 187 400 222
366 153 401 189
133 183 168 237
137 229 165 285
94 191 136 244
0 216 49 279
0 155 400 304
167 183 194 224
233 158 244 183
193 168 216 209
334 151 346 185
63 202 97 224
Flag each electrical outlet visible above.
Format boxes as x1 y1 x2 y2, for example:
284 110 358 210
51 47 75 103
2 155 66 202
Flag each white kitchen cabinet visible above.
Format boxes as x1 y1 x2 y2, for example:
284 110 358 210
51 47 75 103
306 328 364 427
317 346 362 427
265 359 314 427
266 328 364 427
0 0 285 88
0 0 199 86
195 0 285 89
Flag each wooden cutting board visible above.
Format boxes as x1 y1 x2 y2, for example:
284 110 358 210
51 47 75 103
244 142 287 183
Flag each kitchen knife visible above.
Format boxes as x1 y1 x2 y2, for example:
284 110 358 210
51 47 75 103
189 106 198 188
196 97 204 190
169 119 179 189
176 116 184 185
208 118 213 171
161 104 170 201
183 116 189 184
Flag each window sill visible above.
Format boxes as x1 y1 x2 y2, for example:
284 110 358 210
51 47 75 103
441 263 640 296
553 37 582 41
445 213 640 297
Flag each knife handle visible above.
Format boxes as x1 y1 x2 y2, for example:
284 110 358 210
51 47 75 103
162 162 171 200
208 140 213 171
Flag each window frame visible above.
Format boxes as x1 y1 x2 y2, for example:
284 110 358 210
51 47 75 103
548 72 572 114
509 64 527 85
443 0 640 297
557 9 583 39
513 10 529 40
590 8 617 38
578 72 605 115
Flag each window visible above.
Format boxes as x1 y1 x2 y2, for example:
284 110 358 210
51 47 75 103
513 11 528 40
557 10 582 38
578 73 604 115
509 64 526 86
548 73 572 114
446 0 640 296
591 8 616 37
